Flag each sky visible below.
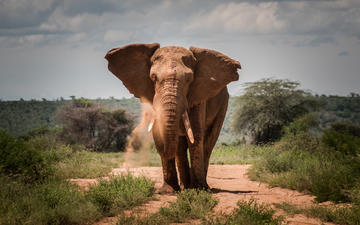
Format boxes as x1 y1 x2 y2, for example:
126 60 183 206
0 0 359 100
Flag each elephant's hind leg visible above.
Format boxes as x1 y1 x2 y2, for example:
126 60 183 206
204 95 228 178
176 136 191 189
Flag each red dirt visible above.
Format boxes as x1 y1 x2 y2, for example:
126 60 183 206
70 165 334 225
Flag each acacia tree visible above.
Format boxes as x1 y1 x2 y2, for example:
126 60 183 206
232 78 319 144
57 98 134 151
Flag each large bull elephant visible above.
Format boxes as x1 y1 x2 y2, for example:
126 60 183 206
105 43 241 193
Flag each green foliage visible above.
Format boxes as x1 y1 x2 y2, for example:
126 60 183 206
0 176 101 225
204 198 285 225
278 113 320 153
275 202 360 225
0 174 155 225
322 122 360 155
0 99 66 137
87 175 154 215
0 130 54 181
210 144 269 165
232 78 319 144
57 99 134 152
159 189 218 222
282 113 319 136
316 94 360 129
0 97 141 137
330 122 360 137
54 151 124 179
117 189 218 225
322 129 360 155
247 116 360 203
248 138 360 202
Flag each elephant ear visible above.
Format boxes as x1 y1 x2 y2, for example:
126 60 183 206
105 43 160 103
188 46 241 107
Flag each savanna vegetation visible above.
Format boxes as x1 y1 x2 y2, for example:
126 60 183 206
0 130 155 225
1 78 360 224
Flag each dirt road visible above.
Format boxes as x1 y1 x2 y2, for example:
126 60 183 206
71 165 333 225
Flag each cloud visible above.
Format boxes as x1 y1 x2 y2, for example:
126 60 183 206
338 50 349 56
104 30 134 43
185 2 286 34
0 0 59 29
1 0 360 49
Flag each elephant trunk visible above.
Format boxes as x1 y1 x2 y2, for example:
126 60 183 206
157 78 184 159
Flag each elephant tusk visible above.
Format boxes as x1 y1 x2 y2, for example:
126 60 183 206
148 119 154 133
182 111 195 144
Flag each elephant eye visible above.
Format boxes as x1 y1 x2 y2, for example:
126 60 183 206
150 73 157 82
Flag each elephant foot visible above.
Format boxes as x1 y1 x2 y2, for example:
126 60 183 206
157 183 180 194
190 182 210 190
180 181 191 190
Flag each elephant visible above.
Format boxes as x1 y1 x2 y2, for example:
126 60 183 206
105 43 241 193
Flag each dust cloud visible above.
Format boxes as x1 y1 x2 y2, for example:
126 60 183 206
122 102 155 168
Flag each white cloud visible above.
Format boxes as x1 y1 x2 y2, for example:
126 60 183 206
185 2 286 34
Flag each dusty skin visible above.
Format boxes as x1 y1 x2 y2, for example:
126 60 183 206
105 43 241 191
70 165 333 225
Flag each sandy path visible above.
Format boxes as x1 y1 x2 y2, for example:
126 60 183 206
70 165 333 225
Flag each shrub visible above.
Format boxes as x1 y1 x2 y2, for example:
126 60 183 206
0 131 53 181
275 202 360 225
57 99 134 152
87 175 154 215
282 113 319 136
158 189 218 222
322 126 360 155
249 145 360 202
205 198 285 225
0 176 101 225
0 174 156 225
232 78 319 144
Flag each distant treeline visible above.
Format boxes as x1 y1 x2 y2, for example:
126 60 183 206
0 97 141 137
0 94 359 141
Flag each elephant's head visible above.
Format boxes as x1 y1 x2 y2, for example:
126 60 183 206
105 43 240 158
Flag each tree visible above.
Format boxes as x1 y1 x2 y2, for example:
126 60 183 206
232 78 319 144
56 98 134 151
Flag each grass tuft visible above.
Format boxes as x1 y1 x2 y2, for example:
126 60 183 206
87 175 154 215
274 202 360 225
204 198 285 225
117 189 218 225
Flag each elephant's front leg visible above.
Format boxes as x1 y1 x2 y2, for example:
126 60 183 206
160 157 180 193
188 102 209 189
152 121 180 193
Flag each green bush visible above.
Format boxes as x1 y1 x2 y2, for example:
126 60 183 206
57 99 134 152
210 144 269 165
322 128 360 155
205 198 285 225
282 113 319 136
275 202 360 225
249 119 360 203
159 189 218 223
249 144 360 202
0 131 54 181
0 176 101 225
87 175 154 215
0 174 156 225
